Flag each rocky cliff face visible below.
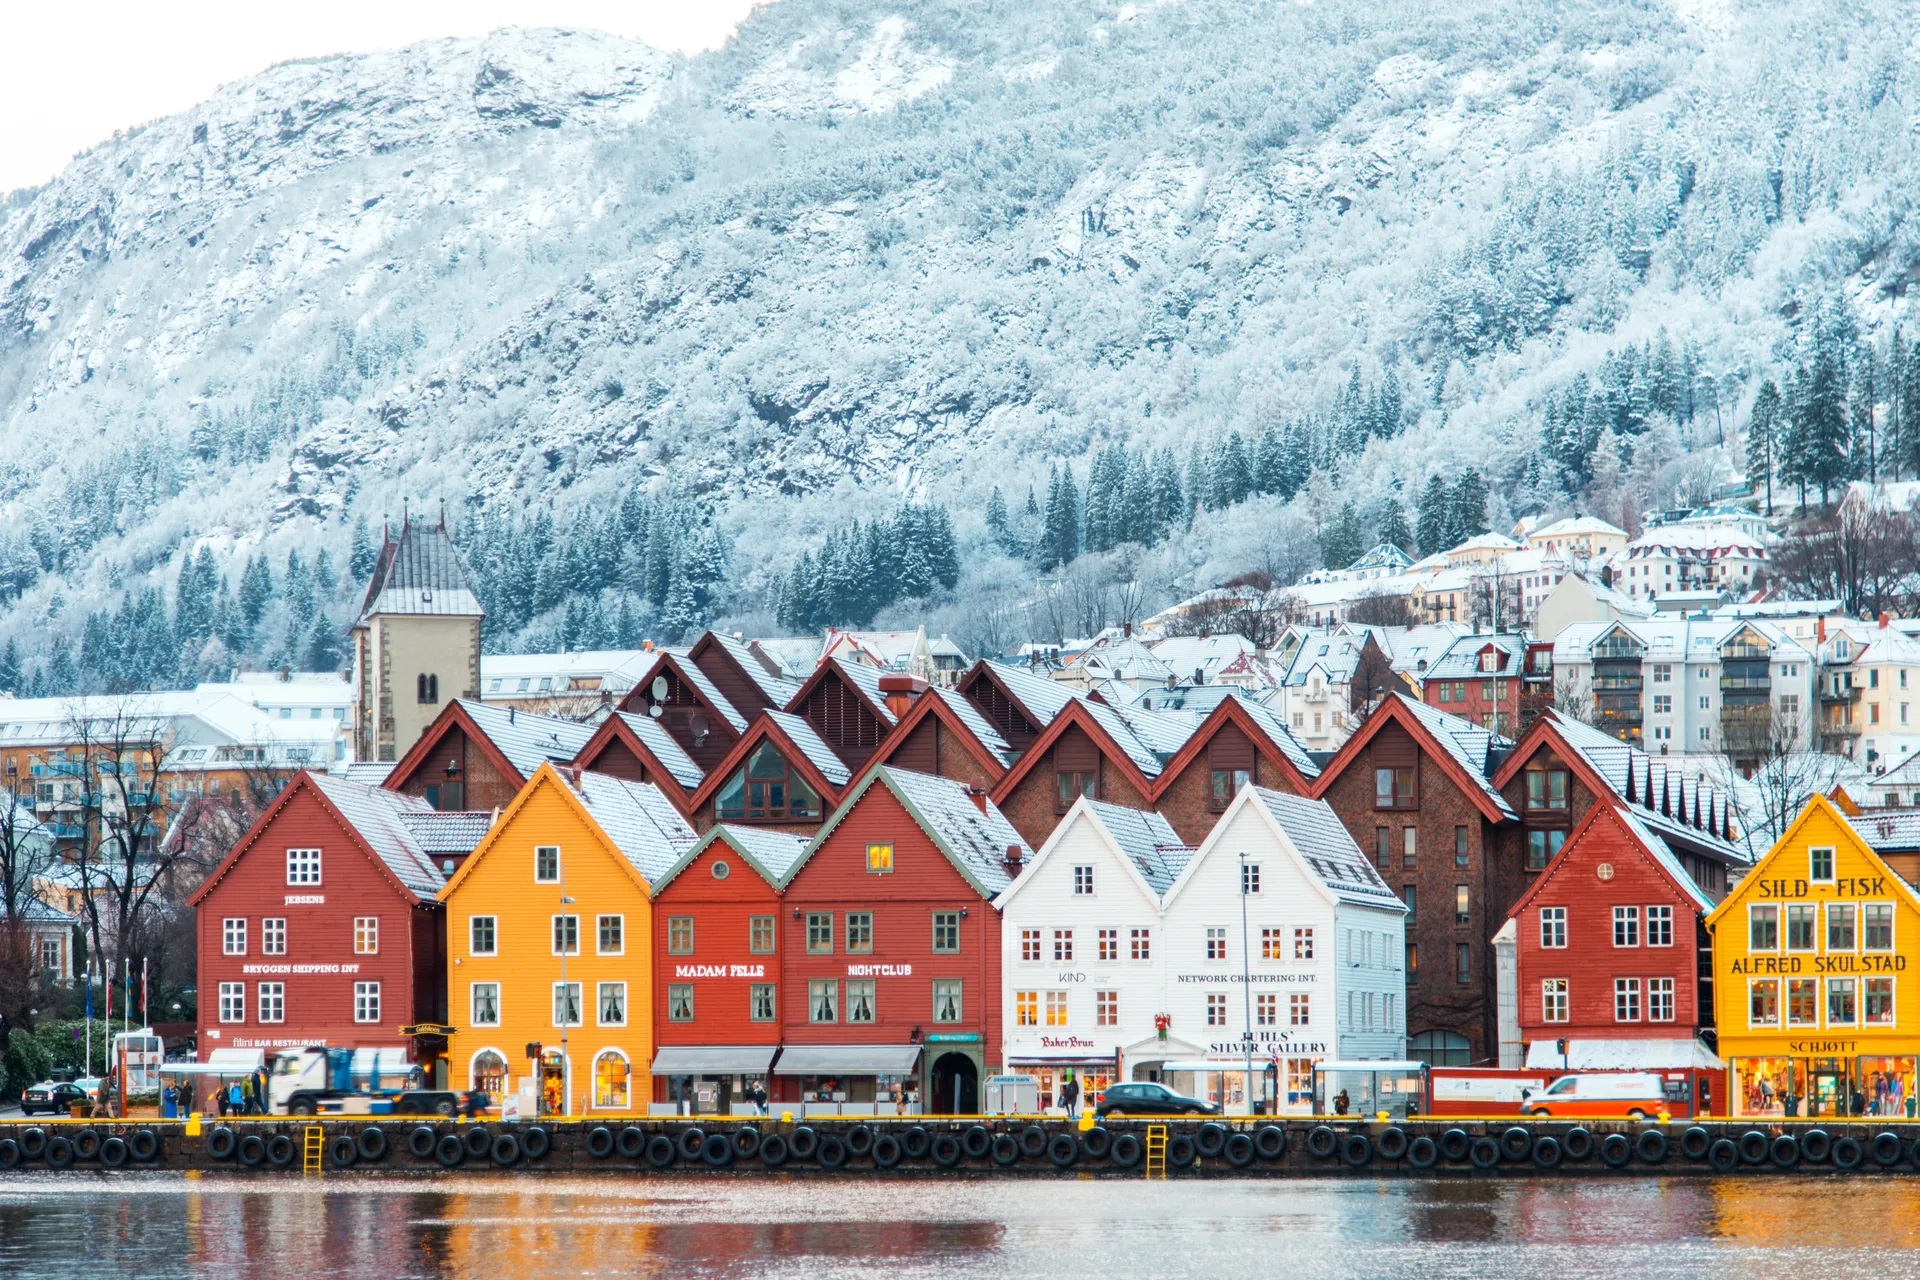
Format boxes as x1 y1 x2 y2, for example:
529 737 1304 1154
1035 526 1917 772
0 0 1915 634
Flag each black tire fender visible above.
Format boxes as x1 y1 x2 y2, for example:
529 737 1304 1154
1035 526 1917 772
701 1132 733 1169
0 1139 19 1169
266 1134 296 1167
789 1126 820 1161
1047 1133 1081 1168
522 1126 552 1160
1407 1136 1440 1169
1438 1128 1471 1162
901 1126 931 1159
960 1125 990 1159
410 1125 441 1160
1770 1134 1800 1168
732 1126 761 1158
1080 1126 1113 1160
617 1126 646 1160
1194 1122 1229 1158
1635 1130 1668 1165
1679 1126 1712 1160
1500 1127 1531 1161
1167 1134 1198 1169
1306 1125 1339 1159
1341 1133 1374 1168
329 1135 359 1169
816 1135 849 1170
1254 1125 1288 1160
129 1130 160 1163
238 1134 267 1167
462 1126 492 1159
1469 1136 1501 1170
1739 1130 1770 1165
1018 1124 1048 1158
1531 1135 1563 1169
1377 1127 1409 1161
1835 1136 1868 1171
646 1134 677 1169
760 1133 791 1168
1707 1138 1739 1173
436 1132 465 1168
44 1136 74 1170
930 1132 962 1168
845 1124 876 1156
1599 1133 1633 1168
1109 1132 1143 1168
491 1132 522 1166
20 1127 49 1160
677 1128 706 1161
873 1133 904 1168
1224 1132 1256 1167
99 1136 129 1168
1561 1128 1594 1162
990 1133 1021 1167
357 1126 389 1163
1800 1128 1831 1163
205 1126 236 1161
73 1129 101 1161
1870 1132 1902 1168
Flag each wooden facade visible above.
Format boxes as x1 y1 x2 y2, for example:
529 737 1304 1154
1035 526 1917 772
382 701 527 813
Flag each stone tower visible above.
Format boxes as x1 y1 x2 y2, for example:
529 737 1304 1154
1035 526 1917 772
351 511 485 763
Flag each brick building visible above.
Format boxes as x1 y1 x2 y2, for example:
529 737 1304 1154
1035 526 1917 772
1147 696 1319 844
383 699 594 814
866 686 1015 792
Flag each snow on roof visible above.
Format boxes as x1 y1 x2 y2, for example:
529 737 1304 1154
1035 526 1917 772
611 711 704 788
1233 695 1321 780
1251 787 1403 909
337 762 395 786
307 772 443 897
480 650 657 696
1421 633 1527 680
764 710 853 786
454 700 597 778
397 809 494 857
656 822 813 892
875 766 1030 897
933 688 1013 766
983 660 1078 723
670 659 749 733
1852 808 1920 854
567 769 697 884
1625 524 1771 554
1083 699 1176 777
1087 800 1191 895
826 658 899 726
1533 711 1746 864
354 517 484 623
1391 694 1517 820
1529 515 1628 540
709 633 805 706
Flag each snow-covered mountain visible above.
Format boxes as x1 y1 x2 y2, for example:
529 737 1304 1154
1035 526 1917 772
3 0 1919 663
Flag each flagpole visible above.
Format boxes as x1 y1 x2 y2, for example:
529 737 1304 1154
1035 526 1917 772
84 965 92 1077
141 957 148 1029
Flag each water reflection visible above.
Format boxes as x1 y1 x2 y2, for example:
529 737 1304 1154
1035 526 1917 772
3 1175 1919 1279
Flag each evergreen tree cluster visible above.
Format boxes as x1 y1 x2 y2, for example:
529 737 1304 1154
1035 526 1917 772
776 505 959 632
1415 470 1491 555
1539 331 1710 487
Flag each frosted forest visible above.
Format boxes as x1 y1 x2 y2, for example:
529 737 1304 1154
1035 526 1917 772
3 0 1920 687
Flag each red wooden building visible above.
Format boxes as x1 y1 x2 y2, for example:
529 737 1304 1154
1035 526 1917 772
189 771 459 1084
611 633 799 776
647 825 809 1111
1506 801 1720 1098
571 710 709 820
685 711 853 835
1146 695 1319 843
383 698 594 815
775 766 1028 1114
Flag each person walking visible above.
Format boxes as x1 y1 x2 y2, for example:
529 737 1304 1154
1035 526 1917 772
227 1080 244 1116
1059 1071 1080 1121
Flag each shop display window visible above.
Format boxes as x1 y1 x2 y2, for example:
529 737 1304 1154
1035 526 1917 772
1860 1057 1916 1118
1737 1059 1793 1116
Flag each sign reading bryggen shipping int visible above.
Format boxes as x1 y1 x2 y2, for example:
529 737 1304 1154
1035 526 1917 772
1708 795 1920 1121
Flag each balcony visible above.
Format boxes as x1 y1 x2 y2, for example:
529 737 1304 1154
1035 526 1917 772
1820 684 1861 705
48 824 85 841
1593 676 1644 693
1721 675 1773 692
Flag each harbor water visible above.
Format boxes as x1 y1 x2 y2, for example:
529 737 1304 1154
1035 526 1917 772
4 1173 1920 1278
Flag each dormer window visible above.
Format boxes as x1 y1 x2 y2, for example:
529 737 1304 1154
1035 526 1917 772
715 741 820 822
1480 650 1499 673
1524 768 1569 812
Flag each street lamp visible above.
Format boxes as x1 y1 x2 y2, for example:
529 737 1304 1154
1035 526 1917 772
560 868 576 1119
1238 850 1254 1117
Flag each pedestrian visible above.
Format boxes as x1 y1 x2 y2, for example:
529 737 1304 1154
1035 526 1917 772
1060 1071 1080 1120
215 1082 229 1117
1333 1089 1350 1116
227 1080 244 1116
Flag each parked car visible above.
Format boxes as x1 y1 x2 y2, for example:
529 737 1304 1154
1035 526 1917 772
1520 1073 1667 1119
19 1080 90 1115
1095 1081 1223 1117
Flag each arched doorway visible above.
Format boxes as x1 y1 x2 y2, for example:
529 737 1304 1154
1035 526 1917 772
931 1052 979 1115
470 1049 508 1101
540 1049 570 1115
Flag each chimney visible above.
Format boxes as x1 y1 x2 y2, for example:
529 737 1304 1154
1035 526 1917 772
1123 621 1132 638
1818 617 1827 644
508 707 516 724
879 673 928 719
1881 612 1892 630
643 639 654 652
1003 842 1025 874
966 784 989 815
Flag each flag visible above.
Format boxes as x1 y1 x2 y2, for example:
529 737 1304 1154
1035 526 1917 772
84 966 93 1020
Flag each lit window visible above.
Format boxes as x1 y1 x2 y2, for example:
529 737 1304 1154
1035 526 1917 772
1455 885 1471 924
1045 990 1068 1026
1293 928 1313 960
353 917 378 955
1095 990 1117 1027
1021 929 1041 962
1261 927 1282 960
1098 928 1118 960
867 843 894 874
1541 978 1568 1023
1749 978 1780 1027
1015 991 1038 1027
1787 978 1818 1026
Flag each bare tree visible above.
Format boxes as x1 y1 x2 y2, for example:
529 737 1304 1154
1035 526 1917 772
1552 669 1597 725
1764 491 1920 617
1346 590 1416 628
0 768 58 1033
1707 704 1853 860
1347 635 1399 716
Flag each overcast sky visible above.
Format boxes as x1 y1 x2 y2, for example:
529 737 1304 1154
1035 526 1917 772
1 1 765 194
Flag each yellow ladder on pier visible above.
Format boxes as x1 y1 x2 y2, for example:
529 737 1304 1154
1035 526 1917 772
302 1126 325 1177
1144 1124 1168 1180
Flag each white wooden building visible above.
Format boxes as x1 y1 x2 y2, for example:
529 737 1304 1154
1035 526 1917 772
992 799 1191 1110
1155 786 1408 1115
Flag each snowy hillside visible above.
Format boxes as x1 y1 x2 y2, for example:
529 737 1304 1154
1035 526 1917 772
3 0 1920 676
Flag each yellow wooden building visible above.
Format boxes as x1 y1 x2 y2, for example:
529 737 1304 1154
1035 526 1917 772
438 762 694 1115
1707 794 1920 1119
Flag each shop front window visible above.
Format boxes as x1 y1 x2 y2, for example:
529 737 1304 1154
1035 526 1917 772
1737 1058 1793 1117
1860 1056 1915 1117
471 1050 507 1096
593 1051 630 1109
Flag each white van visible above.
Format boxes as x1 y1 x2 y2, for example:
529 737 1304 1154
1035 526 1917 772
1520 1072 1667 1118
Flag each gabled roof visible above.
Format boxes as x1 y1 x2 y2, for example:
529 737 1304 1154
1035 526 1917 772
1507 803 1711 925
975 660 1079 726
650 823 811 895
1494 711 1745 865
1165 785 1402 911
354 514 483 625
784 656 899 730
1710 794 1920 928
989 698 1160 807
1308 692 1515 824
1149 693 1319 797
397 809 495 857
785 766 1031 899
684 711 852 816
437 763 694 900
666 657 749 733
992 796 1190 910
871 686 1015 778
1851 807 1920 855
384 699 595 796
692 632 805 708
572 710 705 791
1422 634 1528 681
191 771 443 908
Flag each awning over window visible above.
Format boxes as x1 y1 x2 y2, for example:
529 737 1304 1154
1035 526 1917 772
1525 1039 1724 1072
650 1046 779 1075
773 1045 922 1076
1007 1050 1116 1065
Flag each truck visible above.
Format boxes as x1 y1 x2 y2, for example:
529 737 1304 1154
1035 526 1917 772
268 1046 463 1116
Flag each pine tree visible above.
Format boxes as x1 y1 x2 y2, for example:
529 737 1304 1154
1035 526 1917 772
1375 499 1413 554
1319 507 1363 570
1151 448 1185 535
659 568 700 643
348 515 378 581
303 614 341 672
985 486 1012 555
239 555 274 627
1449 470 1489 545
1055 467 1081 567
0 638 19 694
1213 432 1254 507
1415 474 1453 555
1747 379 1782 515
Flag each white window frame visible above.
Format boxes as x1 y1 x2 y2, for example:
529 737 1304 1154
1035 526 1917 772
1541 978 1568 1023
353 916 378 956
1612 906 1639 948
535 845 561 883
1645 904 1673 948
222 917 247 956
1613 977 1641 1023
471 982 502 1027
1809 846 1836 884
1866 976 1897 1027
353 981 380 1025
1749 903 1779 952
597 981 627 1027
1241 863 1262 895
597 914 625 957
1647 977 1674 1023
470 915 498 956
218 982 245 1023
1073 865 1095 895
258 982 285 1024
262 917 286 955
1748 977 1780 1028
1864 902 1896 953
552 913 580 956
1539 906 1566 949
286 847 322 886
552 980 584 1028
